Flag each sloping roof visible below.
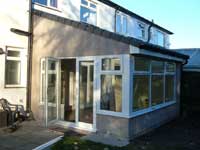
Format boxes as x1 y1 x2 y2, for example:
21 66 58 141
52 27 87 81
97 0 173 34
174 49 200 70
33 10 188 60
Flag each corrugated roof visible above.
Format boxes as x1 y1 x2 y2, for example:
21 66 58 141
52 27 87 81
174 49 200 69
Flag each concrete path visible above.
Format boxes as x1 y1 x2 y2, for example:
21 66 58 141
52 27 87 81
0 121 63 150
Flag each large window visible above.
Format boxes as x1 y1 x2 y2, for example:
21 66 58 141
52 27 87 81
137 22 146 39
116 12 128 35
156 30 165 47
5 47 26 87
100 58 122 112
33 0 57 8
133 56 176 112
80 0 97 25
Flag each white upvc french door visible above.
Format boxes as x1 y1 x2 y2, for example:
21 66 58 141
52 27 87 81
76 57 96 131
44 58 60 126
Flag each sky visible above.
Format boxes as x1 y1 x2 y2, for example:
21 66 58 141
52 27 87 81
111 0 200 49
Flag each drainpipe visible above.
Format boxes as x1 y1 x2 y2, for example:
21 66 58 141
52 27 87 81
26 0 33 113
147 19 154 43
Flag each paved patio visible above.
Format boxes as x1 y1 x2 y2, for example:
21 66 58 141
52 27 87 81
0 121 63 150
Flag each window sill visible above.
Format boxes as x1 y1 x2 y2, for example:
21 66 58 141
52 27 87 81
5 85 26 88
130 101 176 118
33 2 62 13
96 109 130 118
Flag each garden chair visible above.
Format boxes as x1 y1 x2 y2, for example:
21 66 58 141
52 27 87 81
0 98 29 129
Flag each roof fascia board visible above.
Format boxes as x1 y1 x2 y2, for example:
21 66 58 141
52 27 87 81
130 45 185 62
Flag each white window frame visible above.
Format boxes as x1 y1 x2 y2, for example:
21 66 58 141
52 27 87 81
96 55 130 118
5 46 27 88
101 56 123 74
33 0 59 9
80 0 98 25
115 12 128 35
131 56 177 118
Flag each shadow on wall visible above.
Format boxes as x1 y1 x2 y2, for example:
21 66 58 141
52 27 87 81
32 13 129 58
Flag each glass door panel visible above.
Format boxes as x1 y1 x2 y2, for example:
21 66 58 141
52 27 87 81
79 61 94 124
45 58 59 125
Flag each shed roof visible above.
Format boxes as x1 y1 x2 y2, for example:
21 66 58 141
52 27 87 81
174 49 200 70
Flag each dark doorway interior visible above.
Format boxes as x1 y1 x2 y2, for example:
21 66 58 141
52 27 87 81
60 59 76 122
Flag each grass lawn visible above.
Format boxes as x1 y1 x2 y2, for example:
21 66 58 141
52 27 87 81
51 136 187 150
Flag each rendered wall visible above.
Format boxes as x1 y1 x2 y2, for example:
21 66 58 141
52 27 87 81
31 14 129 121
0 0 29 108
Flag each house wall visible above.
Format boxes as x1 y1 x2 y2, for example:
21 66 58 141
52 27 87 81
0 0 29 108
32 0 170 48
96 63 182 140
31 14 130 121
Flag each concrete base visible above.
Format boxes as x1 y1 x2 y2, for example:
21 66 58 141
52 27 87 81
82 133 129 147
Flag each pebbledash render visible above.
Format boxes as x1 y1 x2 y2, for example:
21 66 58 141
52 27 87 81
30 0 189 142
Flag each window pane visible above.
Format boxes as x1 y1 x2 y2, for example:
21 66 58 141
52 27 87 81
101 75 122 112
33 0 47 5
102 58 120 71
81 0 88 5
42 60 46 71
41 74 45 101
90 3 96 9
122 16 127 34
80 6 90 22
165 75 175 102
157 31 164 46
50 0 57 7
152 61 164 73
166 62 175 72
138 23 145 39
48 60 56 70
116 14 121 33
6 60 21 85
7 51 20 57
152 76 164 106
47 74 56 103
135 57 150 71
80 6 97 25
133 75 149 111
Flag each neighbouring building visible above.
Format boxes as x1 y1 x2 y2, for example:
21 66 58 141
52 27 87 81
0 0 29 109
175 49 200 114
29 0 189 143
